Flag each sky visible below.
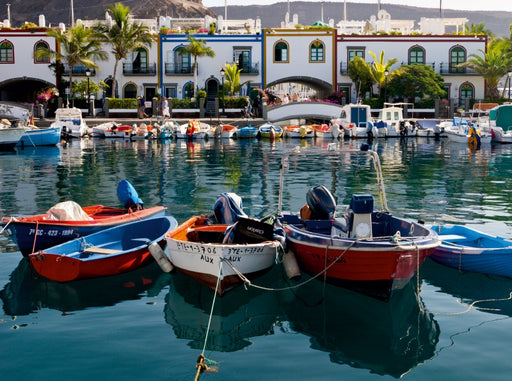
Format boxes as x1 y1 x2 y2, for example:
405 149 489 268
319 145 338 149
202 0 512 13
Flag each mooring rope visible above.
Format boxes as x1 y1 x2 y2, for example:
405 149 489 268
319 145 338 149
31 220 40 254
194 259 223 380
0 217 13 235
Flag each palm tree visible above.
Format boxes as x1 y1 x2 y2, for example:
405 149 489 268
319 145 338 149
36 24 107 104
369 50 398 97
96 3 153 98
459 45 512 100
221 63 248 96
177 34 215 97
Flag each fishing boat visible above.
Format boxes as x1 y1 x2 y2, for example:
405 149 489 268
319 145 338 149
445 122 491 148
415 119 440 137
164 193 283 296
0 180 166 255
490 104 512 143
174 119 211 139
311 123 342 139
90 121 116 138
330 103 377 139
215 123 238 139
259 122 283 139
104 124 133 138
277 145 440 300
283 124 313 138
18 125 62 147
29 216 177 282
51 107 88 138
235 125 259 139
0 123 26 150
130 123 152 140
430 224 512 278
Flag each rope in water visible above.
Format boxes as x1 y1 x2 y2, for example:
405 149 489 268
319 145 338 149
194 260 223 381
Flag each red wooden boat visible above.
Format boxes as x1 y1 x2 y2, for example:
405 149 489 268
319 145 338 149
29 216 177 282
277 145 440 300
0 180 166 256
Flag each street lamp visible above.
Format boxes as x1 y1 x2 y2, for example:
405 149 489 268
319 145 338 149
220 68 225 117
508 70 511 102
85 69 91 116
384 69 389 104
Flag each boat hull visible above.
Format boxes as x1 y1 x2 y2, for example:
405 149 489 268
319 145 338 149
1 205 166 256
430 224 512 277
0 127 26 150
29 216 177 282
165 216 279 295
281 214 439 300
18 126 62 146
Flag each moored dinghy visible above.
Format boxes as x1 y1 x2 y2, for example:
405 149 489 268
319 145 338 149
430 224 512 277
0 180 166 255
164 193 283 295
277 145 440 300
29 216 177 282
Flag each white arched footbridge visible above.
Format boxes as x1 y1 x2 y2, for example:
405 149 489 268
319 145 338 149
266 102 344 122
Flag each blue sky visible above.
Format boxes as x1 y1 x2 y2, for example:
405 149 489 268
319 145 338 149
202 0 512 12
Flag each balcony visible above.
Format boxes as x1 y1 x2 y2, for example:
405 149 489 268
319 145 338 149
438 62 477 75
62 67 97 76
123 62 157 76
239 63 259 75
165 62 193 75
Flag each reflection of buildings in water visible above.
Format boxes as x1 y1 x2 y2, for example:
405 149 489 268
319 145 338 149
164 269 284 352
282 279 439 378
0 259 168 316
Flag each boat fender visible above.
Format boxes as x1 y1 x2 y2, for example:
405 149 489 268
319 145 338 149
148 242 174 273
283 249 301 280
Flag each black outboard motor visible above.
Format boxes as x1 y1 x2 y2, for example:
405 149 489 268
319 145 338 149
306 185 336 220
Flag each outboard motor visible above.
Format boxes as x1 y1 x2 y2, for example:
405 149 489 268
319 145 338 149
306 185 336 220
346 194 374 239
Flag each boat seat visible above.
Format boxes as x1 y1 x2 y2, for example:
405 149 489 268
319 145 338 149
83 247 122 255
438 234 466 241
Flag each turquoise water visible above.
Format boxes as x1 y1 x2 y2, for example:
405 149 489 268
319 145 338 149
2 137 512 380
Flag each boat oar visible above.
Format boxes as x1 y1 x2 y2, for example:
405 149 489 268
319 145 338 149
148 241 174 273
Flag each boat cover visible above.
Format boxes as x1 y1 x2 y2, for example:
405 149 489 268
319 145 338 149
117 180 143 209
43 201 93 221
213 192 247 225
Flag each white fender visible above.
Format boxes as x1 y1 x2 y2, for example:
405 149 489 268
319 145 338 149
149 242 174 273
283 249 301 280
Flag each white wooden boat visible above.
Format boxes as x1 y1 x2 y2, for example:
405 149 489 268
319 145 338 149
0 125 26 150
165 214 280 296
283 125 313 138
445 123 491 146
90 122 116 138
216 124 238 139
51 107 88 138
174 120 211 139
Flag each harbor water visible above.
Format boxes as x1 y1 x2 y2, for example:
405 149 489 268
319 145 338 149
1 137 512 380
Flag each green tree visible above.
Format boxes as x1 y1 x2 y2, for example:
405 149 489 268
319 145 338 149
387 64 446 101
72 79 109 99
35 24 107 103
491 23 512 98
96 2 154 98
177 34 215 97
347 56 374 99
464 22 495 38
368 50 398 97
221 63 248 96
458 45 512 100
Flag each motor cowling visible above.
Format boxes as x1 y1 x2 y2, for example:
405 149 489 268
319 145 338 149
306 185 336 220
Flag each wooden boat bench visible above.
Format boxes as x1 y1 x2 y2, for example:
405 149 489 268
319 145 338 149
83 247 122 255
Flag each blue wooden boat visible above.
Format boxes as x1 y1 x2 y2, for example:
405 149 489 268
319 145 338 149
0 180 166 255
235 125 259 139
29 216 177 282
430 224 512 277
18 125 62 147
259 123 283 138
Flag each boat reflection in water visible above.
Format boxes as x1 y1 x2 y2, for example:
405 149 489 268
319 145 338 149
164 268 285 352
282 278 439 378
422 259 512 317
0 259 169 315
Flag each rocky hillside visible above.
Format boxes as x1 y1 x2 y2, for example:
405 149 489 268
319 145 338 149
1 0 215 27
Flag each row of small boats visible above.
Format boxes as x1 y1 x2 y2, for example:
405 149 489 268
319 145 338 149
2 147 511 301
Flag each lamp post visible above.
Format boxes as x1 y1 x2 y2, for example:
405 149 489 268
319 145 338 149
85 69 91 116
508 70 511 102
384 69 389 104
220 68 225 117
